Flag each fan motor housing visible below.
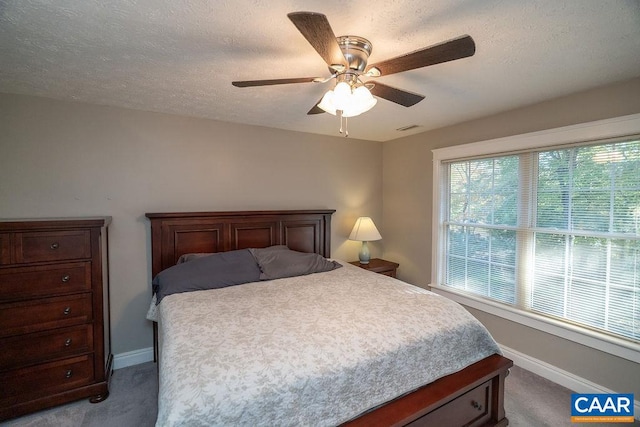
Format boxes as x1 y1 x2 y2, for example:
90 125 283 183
337 35 372 72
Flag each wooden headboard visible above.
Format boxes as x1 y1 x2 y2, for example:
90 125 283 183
145 210 335 277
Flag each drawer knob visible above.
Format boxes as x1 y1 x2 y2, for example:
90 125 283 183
471 400 483 411
64 338 73 347
63 307 71 315
51 242 60 250
62 274 71 283
65 369 73 379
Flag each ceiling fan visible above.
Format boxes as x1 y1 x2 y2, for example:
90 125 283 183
232 12 476 135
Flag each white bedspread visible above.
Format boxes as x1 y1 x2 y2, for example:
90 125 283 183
151 262 500 427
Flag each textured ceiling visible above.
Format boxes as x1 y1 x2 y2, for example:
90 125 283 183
1 0 640 141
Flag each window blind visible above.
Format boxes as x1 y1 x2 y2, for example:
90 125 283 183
442 138 640 343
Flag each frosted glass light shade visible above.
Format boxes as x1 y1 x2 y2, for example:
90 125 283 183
332 82 352 110
317 90 337 115
349 86 377 116
317 84 377 118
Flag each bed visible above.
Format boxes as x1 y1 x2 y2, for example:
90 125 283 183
146 209 512 427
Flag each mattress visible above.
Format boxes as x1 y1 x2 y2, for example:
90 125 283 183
149 261 500 427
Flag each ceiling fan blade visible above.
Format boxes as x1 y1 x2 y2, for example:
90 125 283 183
307 101 325 115
232 77 320 87
367 82 425 107
288 12 346 70
366 35 475 76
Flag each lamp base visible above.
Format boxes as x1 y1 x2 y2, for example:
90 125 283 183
358 241 371 264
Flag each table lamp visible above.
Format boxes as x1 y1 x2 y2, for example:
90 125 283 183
349 216 382 264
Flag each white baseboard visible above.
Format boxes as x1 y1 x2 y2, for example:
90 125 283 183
500 343 640 418
113 347 154 370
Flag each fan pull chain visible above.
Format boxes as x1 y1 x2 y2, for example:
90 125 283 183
338 110 349 137
343 41 350 139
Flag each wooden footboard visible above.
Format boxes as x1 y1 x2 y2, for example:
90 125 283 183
342 353 512 427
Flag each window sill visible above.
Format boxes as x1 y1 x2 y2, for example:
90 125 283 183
430 284 640 363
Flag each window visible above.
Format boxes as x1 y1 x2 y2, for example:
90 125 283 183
431 114 640 359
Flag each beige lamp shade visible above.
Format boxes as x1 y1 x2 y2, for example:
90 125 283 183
349 217 382 241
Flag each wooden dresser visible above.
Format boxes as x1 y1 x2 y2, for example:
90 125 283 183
0 217 112 421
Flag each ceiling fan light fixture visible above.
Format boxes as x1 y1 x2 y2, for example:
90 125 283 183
317 83 377 118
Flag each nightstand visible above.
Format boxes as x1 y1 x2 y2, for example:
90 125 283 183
349 258 399 278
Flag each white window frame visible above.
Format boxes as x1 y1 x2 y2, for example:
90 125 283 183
430 113 640 363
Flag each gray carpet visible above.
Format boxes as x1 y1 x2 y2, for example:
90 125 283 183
1 362 158 427
1 363 637 426
505 366 639 427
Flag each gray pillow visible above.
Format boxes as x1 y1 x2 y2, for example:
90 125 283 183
153 249 261 303
177 253 213 264
249 245 342 281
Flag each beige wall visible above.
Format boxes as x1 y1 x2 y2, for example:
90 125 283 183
0 93 384 355
382 77 640 395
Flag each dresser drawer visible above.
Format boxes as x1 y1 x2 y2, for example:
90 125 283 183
0 262 91 302
407 380 491 427
15 230 91 263
0 355 94 405
0 324 93 371
0 294 92 338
